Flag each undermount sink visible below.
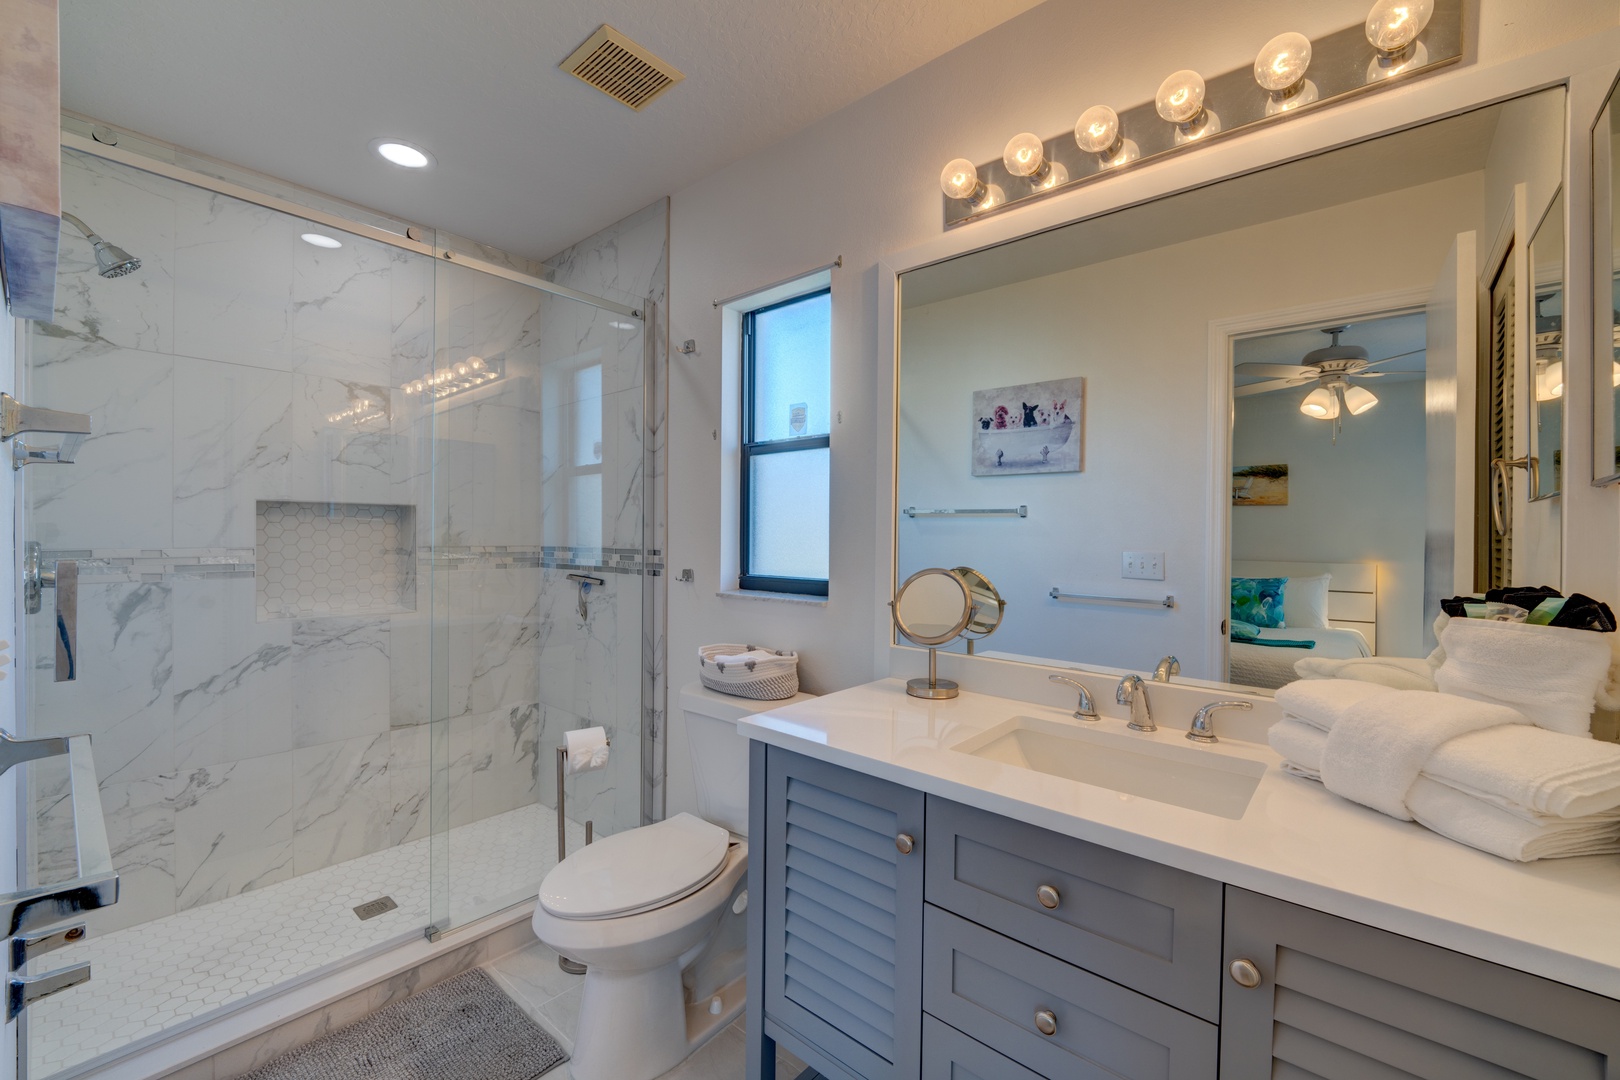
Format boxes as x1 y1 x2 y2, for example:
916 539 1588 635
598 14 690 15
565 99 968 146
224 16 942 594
950 715 1265 819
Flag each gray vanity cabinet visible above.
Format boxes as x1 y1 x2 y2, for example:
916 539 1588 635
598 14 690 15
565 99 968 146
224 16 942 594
757 746 925 1080
1221 888 1620 1079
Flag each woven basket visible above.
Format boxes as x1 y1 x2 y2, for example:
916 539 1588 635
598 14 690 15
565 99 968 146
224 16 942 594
698 643 800 701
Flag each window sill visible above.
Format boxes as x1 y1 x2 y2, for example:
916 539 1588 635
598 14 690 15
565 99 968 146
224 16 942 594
716 589 829 607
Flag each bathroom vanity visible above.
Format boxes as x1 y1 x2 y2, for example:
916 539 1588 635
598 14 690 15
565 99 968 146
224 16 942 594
740 681 1620 1080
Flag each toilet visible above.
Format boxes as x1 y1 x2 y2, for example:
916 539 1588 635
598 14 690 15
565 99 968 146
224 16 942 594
531 681 815 1080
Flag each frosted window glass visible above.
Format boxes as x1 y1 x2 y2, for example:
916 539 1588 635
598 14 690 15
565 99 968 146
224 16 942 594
569 473 602 548
572 367 603 468
752 292 830 442
748 449 830 579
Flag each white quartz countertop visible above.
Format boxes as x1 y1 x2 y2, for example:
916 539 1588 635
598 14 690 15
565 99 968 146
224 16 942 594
739 679 1620 1000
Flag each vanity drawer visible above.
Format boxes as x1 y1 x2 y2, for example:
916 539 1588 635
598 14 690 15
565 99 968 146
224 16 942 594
921 1014 1047 1080
924 796 1223 1020
923 905 1217 1080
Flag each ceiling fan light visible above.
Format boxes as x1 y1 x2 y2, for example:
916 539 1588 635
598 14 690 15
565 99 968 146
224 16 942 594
1300 386 1339 419
1343 384 1378 415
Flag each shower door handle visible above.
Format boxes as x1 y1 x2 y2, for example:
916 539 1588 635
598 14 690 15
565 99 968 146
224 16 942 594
25 542 78 681
1 393 91 469
1490 456 1539 536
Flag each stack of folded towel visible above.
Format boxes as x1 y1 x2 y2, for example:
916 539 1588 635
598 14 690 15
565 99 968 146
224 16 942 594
1270 681 1620 861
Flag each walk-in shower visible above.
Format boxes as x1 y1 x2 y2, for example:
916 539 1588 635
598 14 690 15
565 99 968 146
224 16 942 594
15 135 662 1078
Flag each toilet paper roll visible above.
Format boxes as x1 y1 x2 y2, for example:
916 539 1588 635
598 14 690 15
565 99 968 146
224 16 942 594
564 727 610 774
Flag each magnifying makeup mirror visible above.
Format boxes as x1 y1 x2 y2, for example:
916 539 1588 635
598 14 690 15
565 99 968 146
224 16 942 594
891 566 1004 698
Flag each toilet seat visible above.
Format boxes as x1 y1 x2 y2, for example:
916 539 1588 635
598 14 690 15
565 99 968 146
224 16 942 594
540 813 732 920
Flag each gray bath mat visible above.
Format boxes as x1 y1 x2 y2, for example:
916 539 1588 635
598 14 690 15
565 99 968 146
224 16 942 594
239 968 567 1080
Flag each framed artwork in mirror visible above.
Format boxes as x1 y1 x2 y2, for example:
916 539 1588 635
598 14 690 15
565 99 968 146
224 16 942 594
971 377 1082 476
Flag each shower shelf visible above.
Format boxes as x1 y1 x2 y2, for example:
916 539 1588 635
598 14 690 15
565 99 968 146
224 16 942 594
256 500 416 620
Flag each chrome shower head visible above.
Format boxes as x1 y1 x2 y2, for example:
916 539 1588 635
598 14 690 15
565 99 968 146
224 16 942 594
60 212 142 278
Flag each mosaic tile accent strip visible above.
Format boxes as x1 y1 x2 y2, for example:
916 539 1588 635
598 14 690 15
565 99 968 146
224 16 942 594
257 502 416 620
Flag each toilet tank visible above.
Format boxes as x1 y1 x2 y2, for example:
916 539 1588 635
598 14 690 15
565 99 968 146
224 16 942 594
680 681 816 836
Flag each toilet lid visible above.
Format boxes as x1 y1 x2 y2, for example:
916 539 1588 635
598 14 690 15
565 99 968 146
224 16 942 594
540 813 732 920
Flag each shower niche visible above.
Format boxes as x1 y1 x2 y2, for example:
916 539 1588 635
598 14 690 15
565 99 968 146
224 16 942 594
256 500 416 620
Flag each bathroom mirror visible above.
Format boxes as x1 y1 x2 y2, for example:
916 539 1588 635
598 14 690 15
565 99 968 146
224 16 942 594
954 566 1007 650
1595 76 1620 485
896 88 1567 695
1530 187 1565 499
891 566 980 698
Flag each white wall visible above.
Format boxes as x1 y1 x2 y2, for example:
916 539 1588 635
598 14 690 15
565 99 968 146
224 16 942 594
1233 380 1430 658
896 176 1479 678
664 0 1619 817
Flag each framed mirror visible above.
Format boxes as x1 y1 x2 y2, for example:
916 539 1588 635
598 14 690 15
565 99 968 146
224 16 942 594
1595 76 1620 485
1530 188 1564 499
895 88 1567 697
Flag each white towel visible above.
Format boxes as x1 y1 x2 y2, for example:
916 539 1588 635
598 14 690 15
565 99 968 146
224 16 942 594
1406 778 1620 862
1292 655 1439 691
1424 724 1620 819
711 649 775 668
1267 718 1326 779
1320 691 1527 821
1273 679 1393 732
1435 619 1612 737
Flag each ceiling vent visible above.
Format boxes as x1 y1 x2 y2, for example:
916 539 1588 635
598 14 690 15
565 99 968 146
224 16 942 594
561 25 684 111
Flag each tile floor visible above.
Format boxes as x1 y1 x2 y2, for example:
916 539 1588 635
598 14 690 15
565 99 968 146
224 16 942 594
483 941 808 1080
30 802 586 1078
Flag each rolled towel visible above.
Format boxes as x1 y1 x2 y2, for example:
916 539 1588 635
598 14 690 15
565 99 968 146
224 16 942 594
1424 724 1620 819
1406 778 1620 862
1435 619 1612 737
711 649 776 668
1321 691 1527 821
1273 679 1396 732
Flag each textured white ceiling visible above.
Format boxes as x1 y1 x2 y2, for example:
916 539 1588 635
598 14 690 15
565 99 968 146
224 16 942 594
58 0 1045 260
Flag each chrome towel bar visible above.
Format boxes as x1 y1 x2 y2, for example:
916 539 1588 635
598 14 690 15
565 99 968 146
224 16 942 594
903 505 1027 518
1049 589 1174 608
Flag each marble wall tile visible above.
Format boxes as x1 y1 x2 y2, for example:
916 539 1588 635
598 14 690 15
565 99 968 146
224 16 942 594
290 229 395 383
27 345 175 550
171 576 292 771
83 774 180 933
386 723 431 845
291 733 392 873
30 581 175 784
387 613 432 728
290 618 390 747
172 190 295 370
473 702 541 822
173 753 295 910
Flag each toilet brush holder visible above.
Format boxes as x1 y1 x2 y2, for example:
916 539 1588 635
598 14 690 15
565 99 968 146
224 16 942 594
555 739 609 975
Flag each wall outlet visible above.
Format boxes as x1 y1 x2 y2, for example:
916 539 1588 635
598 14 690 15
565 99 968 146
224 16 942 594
1123 551 1165 580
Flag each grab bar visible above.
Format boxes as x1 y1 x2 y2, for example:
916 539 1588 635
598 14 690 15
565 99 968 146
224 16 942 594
903 505 1027 518
1049 588 1174 608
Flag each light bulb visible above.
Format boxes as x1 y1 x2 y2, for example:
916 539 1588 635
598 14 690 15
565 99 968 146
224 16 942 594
1365 0 1434 54
468 356 486 370
1034 161 1068 191
1074 106 1121 155
1254 32 1312 93
1300 386 1339 419
1002 132 1046 178
939 158 984 201
1342 385 1379 415
1156 70 1206 125
454 362 470 377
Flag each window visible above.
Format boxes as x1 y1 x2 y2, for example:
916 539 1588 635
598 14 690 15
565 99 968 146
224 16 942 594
740 288 831 595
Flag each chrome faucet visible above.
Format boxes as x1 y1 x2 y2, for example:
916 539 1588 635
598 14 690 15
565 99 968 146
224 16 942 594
1187 700 1253 744
1047 674 1099 721
1116 674 1154 732
1153 656 1180 682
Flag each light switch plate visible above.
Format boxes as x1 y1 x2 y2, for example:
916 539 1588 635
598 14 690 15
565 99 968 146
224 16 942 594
1123 551 1165 580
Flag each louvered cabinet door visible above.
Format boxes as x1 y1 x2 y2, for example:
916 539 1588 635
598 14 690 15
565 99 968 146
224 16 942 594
1221 887 1620 1079
762 747 924 1080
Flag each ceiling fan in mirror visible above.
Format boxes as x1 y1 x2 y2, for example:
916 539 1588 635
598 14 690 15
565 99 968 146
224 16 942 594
1234 325 1422 441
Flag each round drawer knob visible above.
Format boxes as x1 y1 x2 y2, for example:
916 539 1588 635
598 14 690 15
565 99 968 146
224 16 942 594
895 833 915 855
1229 958 1263 989
1036 884 1061 910
1034 1009 1057 1037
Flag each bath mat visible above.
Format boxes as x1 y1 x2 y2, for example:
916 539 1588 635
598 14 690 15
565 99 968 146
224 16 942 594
238 967 567 1080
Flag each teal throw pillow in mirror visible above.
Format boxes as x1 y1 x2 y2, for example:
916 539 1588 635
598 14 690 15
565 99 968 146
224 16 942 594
1232 577 1287 629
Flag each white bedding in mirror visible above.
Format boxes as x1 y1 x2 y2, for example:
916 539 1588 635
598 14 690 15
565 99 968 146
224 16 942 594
1228 627 1372 692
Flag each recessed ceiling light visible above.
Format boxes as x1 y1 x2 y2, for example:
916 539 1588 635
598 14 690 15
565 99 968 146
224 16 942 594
372 139 433 169
301 233 343 249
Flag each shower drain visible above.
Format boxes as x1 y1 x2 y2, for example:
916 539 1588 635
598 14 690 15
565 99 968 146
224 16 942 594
353 896 398 921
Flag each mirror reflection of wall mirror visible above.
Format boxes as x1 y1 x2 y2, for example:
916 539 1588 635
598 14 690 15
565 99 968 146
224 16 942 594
896 88 1566 696
1530 189 1565 500
1595 76 1620 485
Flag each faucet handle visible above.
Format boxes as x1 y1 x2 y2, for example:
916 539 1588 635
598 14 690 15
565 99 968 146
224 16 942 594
1188 699 1253 744
1047 674 1098 721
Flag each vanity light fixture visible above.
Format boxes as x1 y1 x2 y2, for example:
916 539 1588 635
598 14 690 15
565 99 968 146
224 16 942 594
1074 105 1133 166
372 139 434 169
403 355 503 402
1254 32 1318 114
1156 70 1218 142
938 158 1004 212
1002 132 1068 190
1365 0 1433 78
300 233 343 249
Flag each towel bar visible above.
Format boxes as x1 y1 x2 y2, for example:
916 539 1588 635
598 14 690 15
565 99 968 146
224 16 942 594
903 505 1027 518
1050 588 1174 608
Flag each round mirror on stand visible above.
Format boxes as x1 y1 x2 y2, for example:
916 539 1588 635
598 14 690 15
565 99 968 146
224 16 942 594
891 567 1005 698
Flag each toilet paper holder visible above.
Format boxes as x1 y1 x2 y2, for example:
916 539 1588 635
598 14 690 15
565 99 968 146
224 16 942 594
555 736 610 976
